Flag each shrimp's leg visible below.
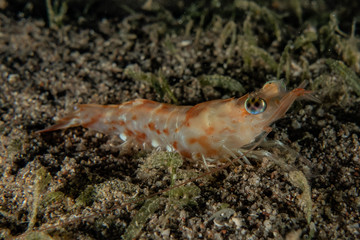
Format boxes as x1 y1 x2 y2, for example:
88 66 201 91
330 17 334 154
221 146 237 166
201 155 210 170
236 149 251 165
222 127 273 166
247 149 296 172
260 140 312 166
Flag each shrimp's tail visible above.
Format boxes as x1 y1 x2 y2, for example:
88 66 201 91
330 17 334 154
36 104 108 133
36 113 82 133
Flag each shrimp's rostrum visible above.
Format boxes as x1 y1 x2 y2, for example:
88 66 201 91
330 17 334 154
38 80 318 162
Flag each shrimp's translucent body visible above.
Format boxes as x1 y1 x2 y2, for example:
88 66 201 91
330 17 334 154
37 81 318 162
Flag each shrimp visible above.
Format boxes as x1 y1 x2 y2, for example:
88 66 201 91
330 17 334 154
18 80 319 239
37 80 319 165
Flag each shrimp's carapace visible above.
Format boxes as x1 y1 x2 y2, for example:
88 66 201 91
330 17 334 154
37 80 318 163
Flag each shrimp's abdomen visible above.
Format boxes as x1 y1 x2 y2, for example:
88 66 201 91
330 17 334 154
114 99 190 152
38 100 194 154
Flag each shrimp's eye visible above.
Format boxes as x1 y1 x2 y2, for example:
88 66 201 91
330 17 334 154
245 97 267 114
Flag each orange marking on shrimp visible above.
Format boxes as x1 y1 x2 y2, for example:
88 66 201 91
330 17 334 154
124 128 134 137
293 88 312 97
106 120 125 126
120 101 134 107
135 131 147 141
184 104 207 125
172 141 178 150
155 103 173 115
37 80 319 162
163 128 169 135
148 122 156 131
188 136 218 156
205 126 215 135
219 127 235 134
188 138 196 144
82 115 102 128
108 126 116 131
180 151 191 159
239 107 249 117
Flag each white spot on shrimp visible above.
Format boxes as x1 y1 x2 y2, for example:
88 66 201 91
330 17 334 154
119 115 127 122
120 133 127 141
133 100 144 106
166 145 174 152
151 139 160 147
